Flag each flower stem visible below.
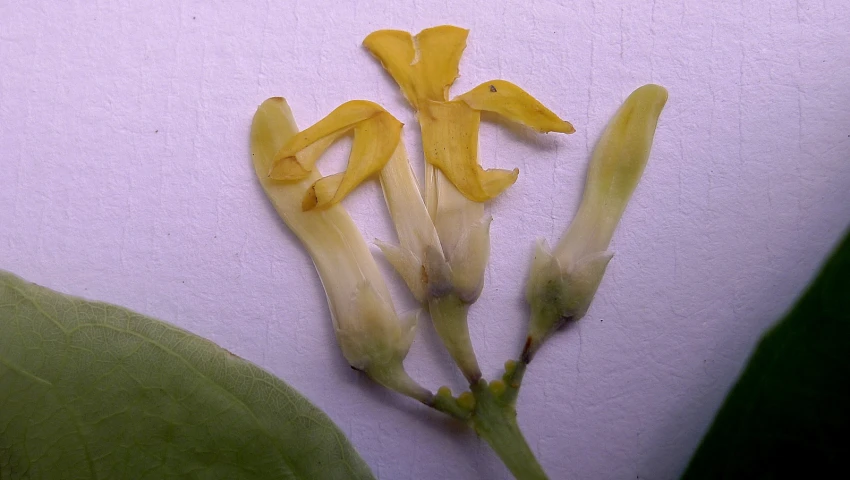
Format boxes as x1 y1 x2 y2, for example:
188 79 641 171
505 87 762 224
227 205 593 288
428 379 549 480
471 381 548 480
428 293 482 384
365 361 434 405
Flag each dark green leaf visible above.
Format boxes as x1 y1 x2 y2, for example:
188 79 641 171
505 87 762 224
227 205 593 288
682 229 850 478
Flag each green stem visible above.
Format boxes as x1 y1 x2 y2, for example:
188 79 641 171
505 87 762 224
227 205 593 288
429 293 481 384
470 381 548 480
428 380 548 480
365 360 433 405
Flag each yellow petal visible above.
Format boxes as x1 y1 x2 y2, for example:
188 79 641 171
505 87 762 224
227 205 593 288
456 80 575 134
268 155 310 181
302 172 343 211
362 30 418 105
298 111 403 210
327 111 402 207
419 100 518 202
363 26 468 109
269 100 403 209
268 132 342 181
416 26 468 101
269 100 394 181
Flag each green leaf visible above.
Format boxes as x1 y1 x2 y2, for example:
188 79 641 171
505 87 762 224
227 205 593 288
682 229 850 479
0 269 375 480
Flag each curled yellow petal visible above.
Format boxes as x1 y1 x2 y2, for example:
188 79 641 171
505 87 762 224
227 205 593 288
456 80 576 134
302 172 343 211
363 26 468 109
323 111 402 209
269 100 403 210
269 100 395 180
268 155 310 181
419 100 518 202
268 133 340 181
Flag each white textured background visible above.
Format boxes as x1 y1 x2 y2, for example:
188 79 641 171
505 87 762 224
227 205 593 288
2 1 849 478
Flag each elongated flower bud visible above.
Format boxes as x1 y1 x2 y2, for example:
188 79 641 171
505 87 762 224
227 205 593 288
526 84 668 360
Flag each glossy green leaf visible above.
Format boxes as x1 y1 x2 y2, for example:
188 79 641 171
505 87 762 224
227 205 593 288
682 228 850 478
0 269 375 480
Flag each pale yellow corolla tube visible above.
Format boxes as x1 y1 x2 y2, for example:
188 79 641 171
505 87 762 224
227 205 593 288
251 97 430 402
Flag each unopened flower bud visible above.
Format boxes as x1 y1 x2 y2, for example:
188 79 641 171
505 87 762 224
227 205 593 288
526 84 668 360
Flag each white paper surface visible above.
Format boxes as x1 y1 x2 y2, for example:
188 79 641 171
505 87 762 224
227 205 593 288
2 1 849 478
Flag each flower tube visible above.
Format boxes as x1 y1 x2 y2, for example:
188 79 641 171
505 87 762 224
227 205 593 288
251 97 430 402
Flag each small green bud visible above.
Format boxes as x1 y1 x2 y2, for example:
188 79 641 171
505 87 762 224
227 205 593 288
504 360 517 376
457 391 476 411
489 380 506 397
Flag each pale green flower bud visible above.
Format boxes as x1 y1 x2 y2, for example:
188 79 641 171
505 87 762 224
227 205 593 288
526 84 668 360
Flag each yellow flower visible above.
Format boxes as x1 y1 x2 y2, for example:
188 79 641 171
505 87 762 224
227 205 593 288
251 97 430 402
525 84 668 360
260 97 450 306
361 26 575 383
363 25 576 303
263 97 482 380
363 26 574 202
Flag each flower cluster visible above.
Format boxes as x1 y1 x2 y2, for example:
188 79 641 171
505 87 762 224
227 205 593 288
250 26 667 403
